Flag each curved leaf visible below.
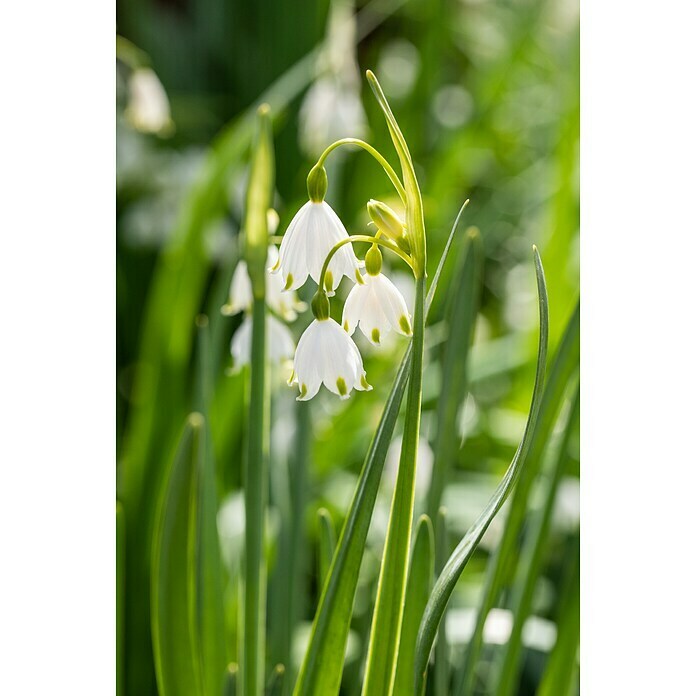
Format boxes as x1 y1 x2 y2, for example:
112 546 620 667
414 246 550 694
494 385 580 696
455 298 580 696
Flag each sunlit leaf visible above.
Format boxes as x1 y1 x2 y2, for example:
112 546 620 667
414 246 549 695
494 386 580 696
455 299 580 696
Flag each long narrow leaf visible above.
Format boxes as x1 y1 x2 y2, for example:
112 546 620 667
414 246 550 694
427 226 483 521
151 416 206 696
455 299 580 696
292 201 470 696
393 516 434 695
494 385 580 696
318 509 337 590
537 545 580 696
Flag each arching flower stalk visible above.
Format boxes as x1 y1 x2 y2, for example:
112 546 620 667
275 70 429 696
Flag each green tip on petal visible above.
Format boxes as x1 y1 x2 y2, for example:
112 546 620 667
300 383 308 398
371 328 381 344
324 270 334 293
287 370 296 386
343 320 350 332
336 377 348 397
269 257 281 272
283 273 294 291
399 315 412 335
355 269 366 285
360 374 372 390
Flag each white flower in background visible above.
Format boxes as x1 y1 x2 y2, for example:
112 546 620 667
300 76 367 158
223 246 305 319
124 68 173 136
343 271 412 346
231 315 295 369
385 436 434 497
299 0 367 158
265 245 307 320
222 260 253 316
290 318 371 400
272 201 361 294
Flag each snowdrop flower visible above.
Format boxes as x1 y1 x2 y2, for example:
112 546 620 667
272 194 361 295
290 311 371 401
342 246 412 346
222 260 253 316
124 68 173 136
265 245 307 320
231 315 295 369
223 246 305 319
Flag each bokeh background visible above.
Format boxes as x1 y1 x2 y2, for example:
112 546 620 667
116 0 579 693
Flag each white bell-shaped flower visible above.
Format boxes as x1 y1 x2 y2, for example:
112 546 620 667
222 260 253 316
265 245 307 320
271 201 361 295
342 271 413 346
223 246 305 320
290 318 371 400
231 314 295 369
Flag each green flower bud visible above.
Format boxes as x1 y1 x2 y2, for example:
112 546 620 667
311 289 330 320
307 164 328 202
367 199 405 242
365 244 383 276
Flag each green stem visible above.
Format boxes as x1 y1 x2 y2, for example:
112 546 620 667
362 275 426 696
318 235 413 292
317 138 407 203
243 297 268 696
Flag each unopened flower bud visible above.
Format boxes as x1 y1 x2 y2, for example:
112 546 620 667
307 164 328 202
311 289 330 321
365 245 383 276
367 199 405 243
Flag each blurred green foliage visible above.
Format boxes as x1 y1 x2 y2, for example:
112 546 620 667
116 0 579 693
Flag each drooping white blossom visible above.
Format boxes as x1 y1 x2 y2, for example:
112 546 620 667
272 201 361 295
222 260 253 316
289 318 371 400
223 246 305 319
342 272 412 346
230 314 295 369
124 68 173 135
265 245 307 320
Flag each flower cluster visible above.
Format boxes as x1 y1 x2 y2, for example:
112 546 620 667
223 214 305 371
274 166 414 401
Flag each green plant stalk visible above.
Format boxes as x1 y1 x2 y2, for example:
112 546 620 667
242 297 268 696
393 515 434 695
494 385 580 696
362 275 426 696
455 300 579 696
292 202 469 696
117 502 125 696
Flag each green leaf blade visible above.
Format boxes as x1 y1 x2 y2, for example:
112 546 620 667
455 298 580 696
151 415 206 696
414 246 550 695
393 515 435 696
